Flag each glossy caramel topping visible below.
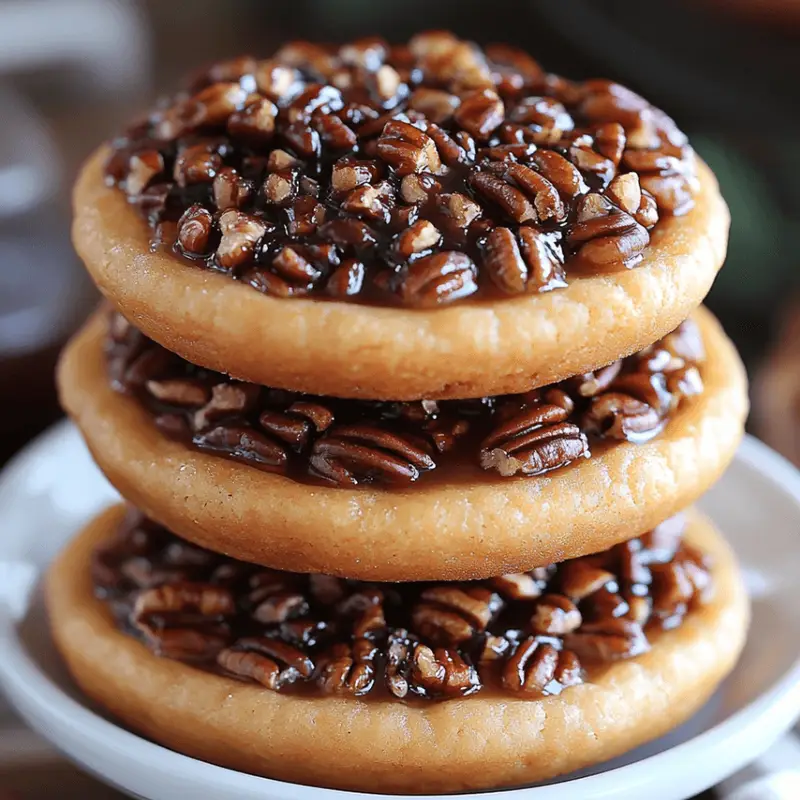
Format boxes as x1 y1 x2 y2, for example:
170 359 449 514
104 32 696 307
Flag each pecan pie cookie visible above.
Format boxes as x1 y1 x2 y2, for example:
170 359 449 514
57 305 746 580
72 32 729 400
46 504 748 793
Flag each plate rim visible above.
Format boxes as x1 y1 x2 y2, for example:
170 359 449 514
0 424 799 799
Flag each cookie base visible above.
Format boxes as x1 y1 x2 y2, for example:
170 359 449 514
57 306 747 581
46 505 749 794
73 148 729 400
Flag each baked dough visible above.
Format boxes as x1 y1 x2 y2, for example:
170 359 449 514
73 149 729 400
46 505 749 794
57 306 747 581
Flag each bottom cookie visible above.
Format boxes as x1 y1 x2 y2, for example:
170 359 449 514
47 506 748 793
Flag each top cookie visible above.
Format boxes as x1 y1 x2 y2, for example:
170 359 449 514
74 31 729 400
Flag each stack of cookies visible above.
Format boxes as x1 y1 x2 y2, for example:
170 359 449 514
51 32 749 793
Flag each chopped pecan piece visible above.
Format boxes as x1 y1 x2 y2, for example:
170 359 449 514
395 220 441 257
173 144 222 187
557 561 614 600
126 150 163 195
530 594 582 635
252 592 309 624
213 168 253 211
176 205 213 256
192 382 259 430
228 97 277 144
216 210 268 269
326 259 366 297
408 87 460 123
571 361 623 397
490 572 544 600
385 632 414 699
454 89 504 140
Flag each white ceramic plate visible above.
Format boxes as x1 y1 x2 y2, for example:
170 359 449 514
0 421 799 800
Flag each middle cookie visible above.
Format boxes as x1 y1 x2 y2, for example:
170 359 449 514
58 305 746 581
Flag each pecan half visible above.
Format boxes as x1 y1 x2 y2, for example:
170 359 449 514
218 636 314 690
409 645 481 698
480 398 590 477
376 119 442 175
412 586 502 645
502 638 583 695
317 639 378 696
484 226 566 295
563 619 650 661
396 251 479 307
582 392 663 443
570 193 650 270
132 582 235 620
194 425 289 472
582 371 672 443
310 424 436 485
216 210 268 270
144 627 230 661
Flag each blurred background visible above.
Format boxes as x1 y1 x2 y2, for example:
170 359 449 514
0 0 798 794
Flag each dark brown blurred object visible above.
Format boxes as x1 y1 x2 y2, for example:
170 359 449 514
753 298 800 464
0 762 123 798
700 0 800 27
0 214 94 466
